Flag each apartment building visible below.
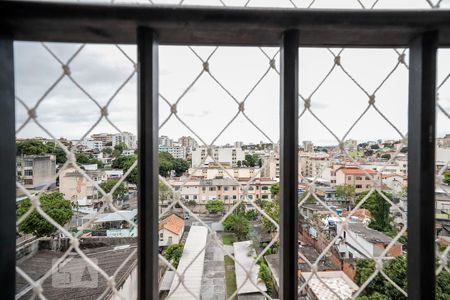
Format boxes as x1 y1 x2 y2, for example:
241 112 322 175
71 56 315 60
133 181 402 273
16 155 57 189
261 152 280 180
361 158 408 176
335 167 380 194
168 177 276 204
79 139 103 151
178 136 198 148
299 152 330 178
112 132 137 149
303 140 314 152
188 166 260 179
159 145 187 159
191 146 244 167
91 133 113 143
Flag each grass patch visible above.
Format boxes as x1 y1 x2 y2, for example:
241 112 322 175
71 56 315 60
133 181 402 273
224 255 237 299
222 233 236 245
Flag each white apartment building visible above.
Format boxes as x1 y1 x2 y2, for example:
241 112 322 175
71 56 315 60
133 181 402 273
191 146 244 167
112 132 137 149
79 139 103 151
159 135 173 147
360 158 408 176
159 145 187 159
303 140 314 152
188 166 261 179
168 177 276 203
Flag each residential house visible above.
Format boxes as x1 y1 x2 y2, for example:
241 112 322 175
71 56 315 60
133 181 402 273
159 213 185 246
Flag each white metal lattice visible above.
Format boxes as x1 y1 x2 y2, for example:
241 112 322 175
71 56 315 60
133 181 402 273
14 0 450 300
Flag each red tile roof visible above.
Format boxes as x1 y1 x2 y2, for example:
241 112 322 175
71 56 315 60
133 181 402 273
338 167 377 175
159 213 185 235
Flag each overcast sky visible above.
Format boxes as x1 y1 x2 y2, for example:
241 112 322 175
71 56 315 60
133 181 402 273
15 0 450 146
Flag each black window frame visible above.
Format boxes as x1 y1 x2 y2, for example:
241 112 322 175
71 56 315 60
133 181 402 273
0 1 448 299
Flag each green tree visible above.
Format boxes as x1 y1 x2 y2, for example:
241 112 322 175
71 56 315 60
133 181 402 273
159 152 189 177
102 147 113 156
206 200 225 214
444 172 450 185
16 140 48 155
258 259 274 295
163 243 184 268
45 142 67 164
112 155 137 184
99 179 128 199
223 214 250 241
172 158 190 176
16 192 73 237
255 198 270 209
336 184 356 205
364 149 374 157
270 183 279 197
381 153 391 160
262 201 279 233
355 256 450 300
76 153 104 168
159 181 173 203
355 191 393 234
16 140 67 164
242 154 259 167
112 142 128 157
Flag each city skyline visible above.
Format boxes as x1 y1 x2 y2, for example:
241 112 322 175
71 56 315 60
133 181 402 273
14 43 450 146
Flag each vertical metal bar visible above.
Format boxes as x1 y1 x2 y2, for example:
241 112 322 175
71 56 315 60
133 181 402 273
137 27 159 300
408 31 438 300
0 36 16 299
280 29 299 300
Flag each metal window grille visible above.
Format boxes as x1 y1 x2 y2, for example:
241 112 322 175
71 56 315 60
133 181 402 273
0 1 450 300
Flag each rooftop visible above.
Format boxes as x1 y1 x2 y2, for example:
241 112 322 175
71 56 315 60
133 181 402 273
300 271 358 300
159 213 185 236
16 243 136 299
348 223 393 244
337 167 377 175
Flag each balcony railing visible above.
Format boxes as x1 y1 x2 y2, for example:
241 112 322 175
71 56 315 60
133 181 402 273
1 1 450 300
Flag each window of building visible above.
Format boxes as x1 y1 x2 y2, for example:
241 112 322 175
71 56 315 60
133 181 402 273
356 184 362 188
